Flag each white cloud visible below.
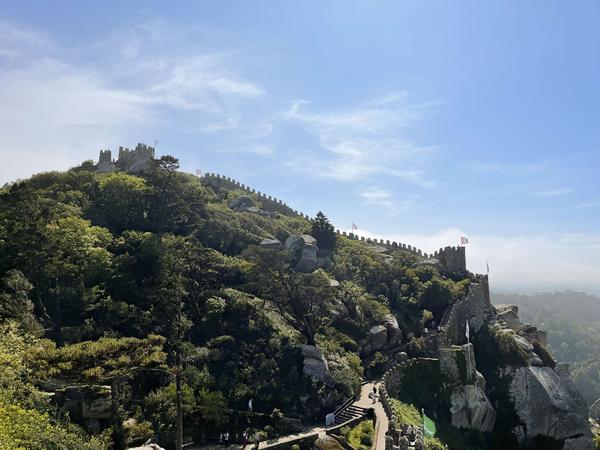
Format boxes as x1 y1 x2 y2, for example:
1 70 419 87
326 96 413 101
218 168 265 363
346 227 600 294
359 187 414 214
284 96 437 187
533 187 573 197
0 21 264 184
0 21 50 59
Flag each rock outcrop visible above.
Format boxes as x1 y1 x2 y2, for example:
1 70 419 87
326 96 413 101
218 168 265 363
509 365 593 446
52 384 112 420
285 235 319 272
313 435 344 450
360 317 403 356
301 344 334 388
450 384 496 432
228 195 254 210
259 238 283 250
128 444 165 450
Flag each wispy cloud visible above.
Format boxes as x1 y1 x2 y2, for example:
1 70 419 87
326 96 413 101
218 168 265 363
359 186 414 214
0 21 50 59
0 20 264 184
533 187 573 197
284 96 437 188
468 161 550 176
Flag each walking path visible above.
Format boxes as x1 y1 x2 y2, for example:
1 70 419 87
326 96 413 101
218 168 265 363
185 381 389 450
355 382 388 450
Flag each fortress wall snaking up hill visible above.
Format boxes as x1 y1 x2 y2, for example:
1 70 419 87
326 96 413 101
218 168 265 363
201 173 472 265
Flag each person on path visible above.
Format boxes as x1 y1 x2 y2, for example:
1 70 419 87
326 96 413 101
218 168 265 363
219 433 223 446
224 431 230 448
253 433 260 450
372 386 378 404
243 430 248 449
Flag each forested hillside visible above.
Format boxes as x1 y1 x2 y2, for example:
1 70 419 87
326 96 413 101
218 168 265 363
0 157 471 449
492 291 600 406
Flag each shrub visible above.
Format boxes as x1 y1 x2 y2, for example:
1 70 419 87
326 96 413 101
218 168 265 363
341 420 374 450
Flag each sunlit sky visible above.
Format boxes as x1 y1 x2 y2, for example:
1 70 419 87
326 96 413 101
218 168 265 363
1 1 600 293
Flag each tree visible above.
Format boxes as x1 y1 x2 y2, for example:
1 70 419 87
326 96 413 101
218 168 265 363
0 270 41 335
311 211 336 251
43 216 112 345
0 322 109 449
38 334 167 450
145 156 207 236
244 246 334 345
91 172 148 233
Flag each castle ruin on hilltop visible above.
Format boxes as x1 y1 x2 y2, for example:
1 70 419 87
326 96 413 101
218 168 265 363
96 143 155 173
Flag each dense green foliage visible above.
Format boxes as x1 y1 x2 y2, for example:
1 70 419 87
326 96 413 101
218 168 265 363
0 159 474 448
340 420 374 450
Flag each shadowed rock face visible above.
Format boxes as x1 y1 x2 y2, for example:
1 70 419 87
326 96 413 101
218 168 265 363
450 384 496 432
301 344 334 388
509 365 593 446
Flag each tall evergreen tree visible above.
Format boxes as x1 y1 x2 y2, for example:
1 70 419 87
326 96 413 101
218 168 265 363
311 211 336 251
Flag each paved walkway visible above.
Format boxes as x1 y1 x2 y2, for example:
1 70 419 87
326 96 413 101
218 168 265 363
356 382 389 450
186 381 389 450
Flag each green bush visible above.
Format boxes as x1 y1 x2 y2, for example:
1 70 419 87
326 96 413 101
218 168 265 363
341 420 374 450
425 436 446 450
390 399 421 427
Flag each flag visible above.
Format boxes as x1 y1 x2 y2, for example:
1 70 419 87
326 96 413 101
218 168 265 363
486 261 490 274
460 236 469 245
465 320 470 341
423 411 436 438
352 223 358 231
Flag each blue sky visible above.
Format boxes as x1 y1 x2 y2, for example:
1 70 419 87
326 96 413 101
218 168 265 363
1 1 600 293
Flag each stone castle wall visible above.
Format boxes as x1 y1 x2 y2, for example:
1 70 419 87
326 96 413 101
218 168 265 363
201 172 471 263
380 358 437 449
443 275 492 346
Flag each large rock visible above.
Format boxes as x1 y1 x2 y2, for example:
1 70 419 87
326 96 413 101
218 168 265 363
259 238 282 250
53 385 112 420
296 244 318 272
228 195 254 210
285 235 319 272
313 435 344 450
495 304 524 331
450 384 496 432
128 445 165 450
383 315 402 347
509 365 592 443
301 344 334 387
285 234 315 252
368 325 388 351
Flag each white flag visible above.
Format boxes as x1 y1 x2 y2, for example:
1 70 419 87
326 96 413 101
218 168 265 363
465 320 470 341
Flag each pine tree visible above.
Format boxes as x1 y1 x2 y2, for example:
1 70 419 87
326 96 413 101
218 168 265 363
311 211 336 251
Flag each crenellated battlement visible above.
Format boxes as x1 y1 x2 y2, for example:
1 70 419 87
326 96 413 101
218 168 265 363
96 143 155 173
432 245 466 273
199 172 472 263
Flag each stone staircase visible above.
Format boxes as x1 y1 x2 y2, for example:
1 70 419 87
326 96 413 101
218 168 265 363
333 402 368 425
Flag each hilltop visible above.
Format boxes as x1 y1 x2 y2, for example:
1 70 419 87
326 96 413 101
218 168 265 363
0 151 595 450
